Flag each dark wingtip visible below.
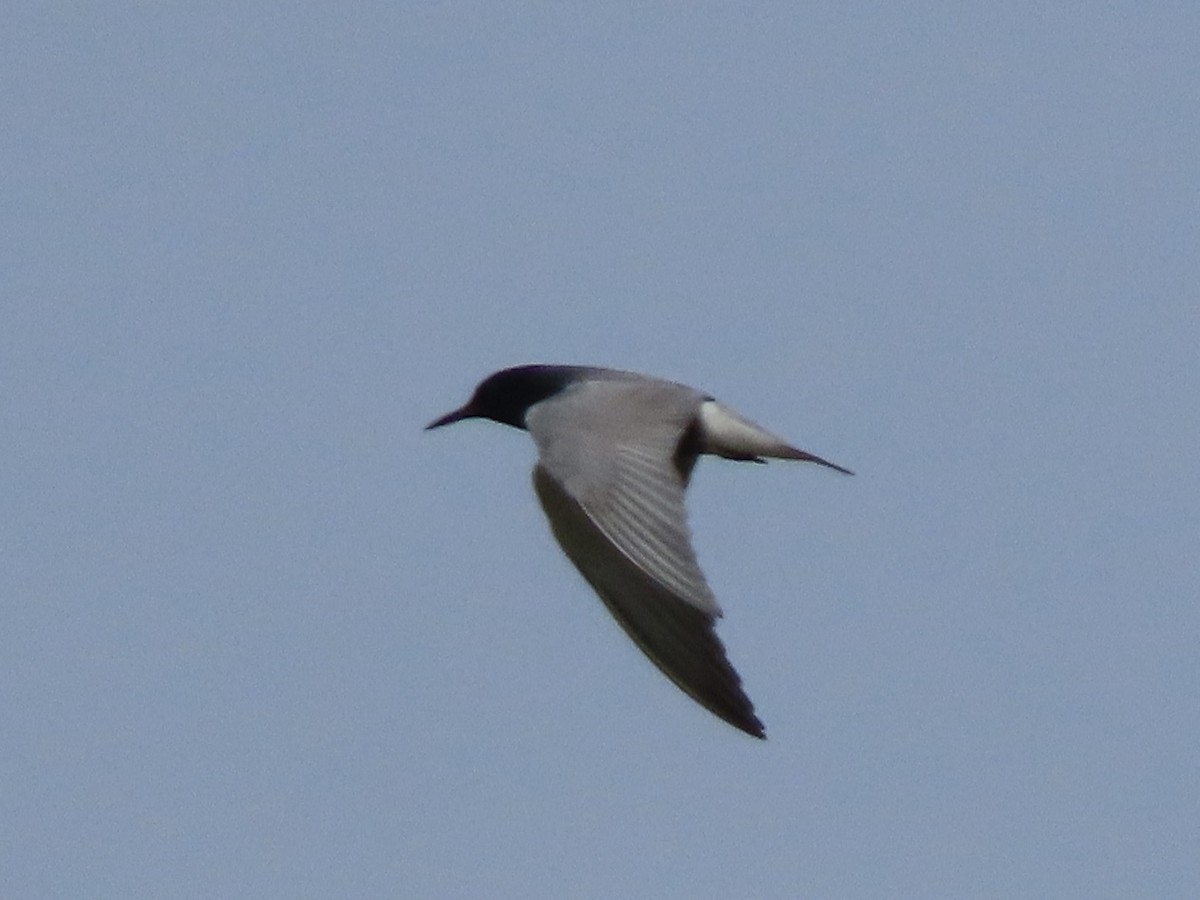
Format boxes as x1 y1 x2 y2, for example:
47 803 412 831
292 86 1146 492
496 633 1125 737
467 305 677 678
705 705 763 739
707 701 766 739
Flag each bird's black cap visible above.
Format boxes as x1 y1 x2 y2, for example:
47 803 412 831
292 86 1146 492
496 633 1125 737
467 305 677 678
425 365 580 431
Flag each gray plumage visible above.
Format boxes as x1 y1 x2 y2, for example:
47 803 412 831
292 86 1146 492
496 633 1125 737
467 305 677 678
426 365 851 738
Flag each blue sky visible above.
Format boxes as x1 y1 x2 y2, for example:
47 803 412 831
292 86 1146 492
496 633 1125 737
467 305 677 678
4 4 1198 897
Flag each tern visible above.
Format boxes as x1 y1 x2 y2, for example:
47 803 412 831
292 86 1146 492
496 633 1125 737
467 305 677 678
427 365 851 738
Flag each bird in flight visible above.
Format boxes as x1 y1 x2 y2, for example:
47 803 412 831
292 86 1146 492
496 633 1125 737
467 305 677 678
426 365 851 738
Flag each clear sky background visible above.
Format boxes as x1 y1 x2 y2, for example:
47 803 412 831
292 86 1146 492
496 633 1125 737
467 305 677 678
4 4 1197 898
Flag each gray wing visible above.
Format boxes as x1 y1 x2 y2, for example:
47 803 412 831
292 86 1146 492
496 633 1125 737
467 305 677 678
525 379 720 616
534 466 763 737
525 379 764 737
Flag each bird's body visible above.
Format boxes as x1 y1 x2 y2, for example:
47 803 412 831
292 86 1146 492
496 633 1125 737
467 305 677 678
426 365 850 738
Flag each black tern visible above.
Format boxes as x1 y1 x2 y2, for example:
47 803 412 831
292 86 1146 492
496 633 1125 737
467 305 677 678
426 365 851 738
